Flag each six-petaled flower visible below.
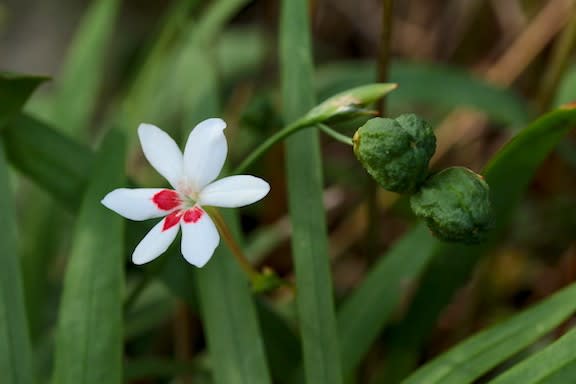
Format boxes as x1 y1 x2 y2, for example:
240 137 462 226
101 118 270 267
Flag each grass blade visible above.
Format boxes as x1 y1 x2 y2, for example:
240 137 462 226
52 130 125 384
51 0 119 137
0 140 34 384
338 224 436 376
403 281 576 384
0 73 47 128
3 114 93 210
490 327 576 384
280 0 343 383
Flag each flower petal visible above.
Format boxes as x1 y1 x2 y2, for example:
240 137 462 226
183 118 227 191
132 217 180 265
138 123 183 188
180 207 220 267
101 188 180 220
198 175 270 208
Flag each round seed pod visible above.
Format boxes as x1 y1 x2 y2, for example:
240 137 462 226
353 114 436 193
410 167 493 244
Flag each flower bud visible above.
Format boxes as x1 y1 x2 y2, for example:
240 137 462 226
353 114 436 193
299 83 398 127
410 167 493 244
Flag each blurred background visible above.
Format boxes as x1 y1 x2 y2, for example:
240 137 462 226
1 0 576 382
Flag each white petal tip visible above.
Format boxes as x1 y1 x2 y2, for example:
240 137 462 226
100 192 116 210
132 257 147 266
137 123 159 134
203 118 227 131
189 259 209 268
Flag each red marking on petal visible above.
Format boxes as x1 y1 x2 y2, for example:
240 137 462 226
163 211 182 231
183 207 204 224
152 190 181 211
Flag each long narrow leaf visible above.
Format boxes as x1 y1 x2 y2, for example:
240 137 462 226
52 131 125 384
338 224 436 376
3 114 93 210
403 281 576 384
0 140 34 384
0 73 47 128
280 0 343 383
52 0 119 137
490 327 576 384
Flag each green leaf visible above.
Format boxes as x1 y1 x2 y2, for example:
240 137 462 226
256 300 302 383
316 61 532 126
124 357 210 382
0 72 47 128
51 0 119 137
2 114 93 210
52 130 125 384
490 327 576 384
403 281 576 384
0 140 34 384
338 224 436 376
195 212 272 384
280 0 343 383
384 106 576 382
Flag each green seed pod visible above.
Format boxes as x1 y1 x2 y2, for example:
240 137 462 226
353 114 436 193
410 167 493 244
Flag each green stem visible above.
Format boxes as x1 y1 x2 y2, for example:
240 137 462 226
318 124 354 146
205 207 258 279
233 120 306 174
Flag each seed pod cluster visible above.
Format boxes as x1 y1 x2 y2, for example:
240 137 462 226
353 114 493 244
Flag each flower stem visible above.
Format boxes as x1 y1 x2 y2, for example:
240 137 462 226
233 120 307 174
318 124 354 146
205 207 259 279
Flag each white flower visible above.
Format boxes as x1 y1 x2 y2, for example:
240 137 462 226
101 118 270 267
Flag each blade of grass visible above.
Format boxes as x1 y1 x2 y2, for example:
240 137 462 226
384 106 576 382
124 357 210 382
490 326 576 384
51 0 119 137
338 224 436 376
0 73 47 128
52 130 125 384
0 140 34 384
403 281 576 384
280 0 343 383
2 114 93 210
